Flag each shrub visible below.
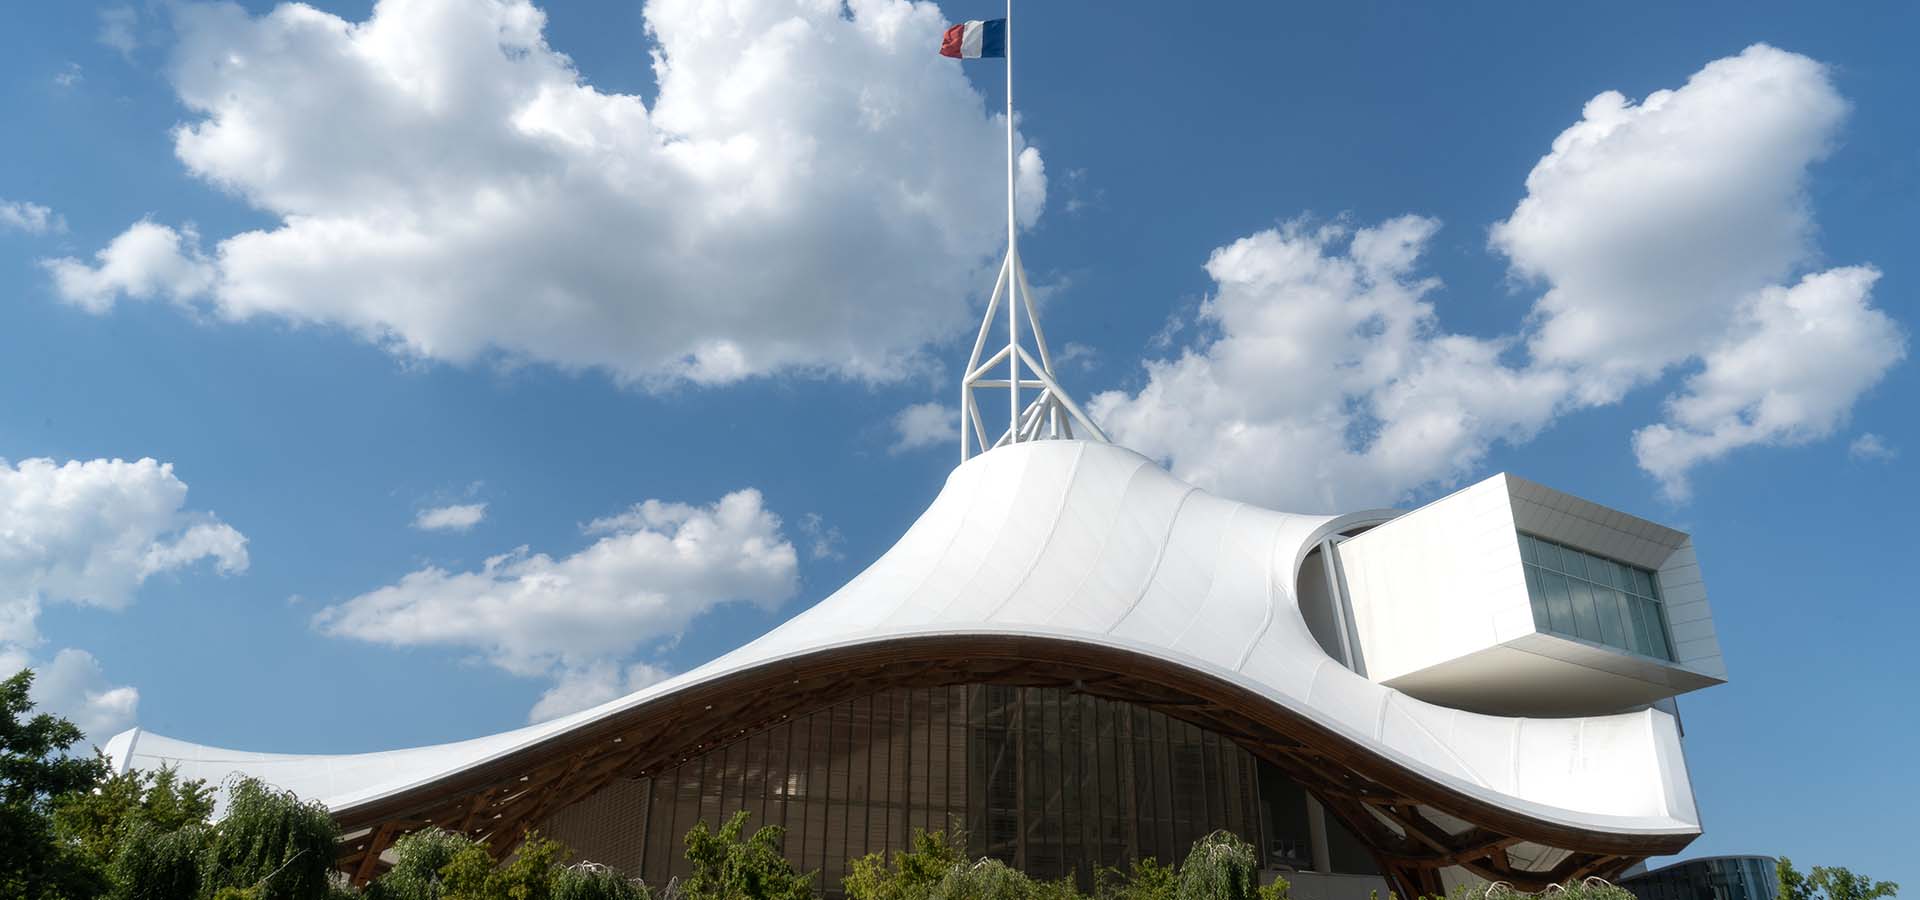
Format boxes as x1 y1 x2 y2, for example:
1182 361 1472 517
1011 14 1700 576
929 859 1035 900
683 811 815 900
552 862 654 900
1096 858 1176 900
845 828 968 900
1174 833 1259 900
366 827 487 900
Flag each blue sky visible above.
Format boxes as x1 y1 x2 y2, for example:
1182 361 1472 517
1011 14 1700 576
2 0 1916 888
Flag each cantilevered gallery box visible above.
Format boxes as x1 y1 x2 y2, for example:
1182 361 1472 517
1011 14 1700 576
1336 473 1725 717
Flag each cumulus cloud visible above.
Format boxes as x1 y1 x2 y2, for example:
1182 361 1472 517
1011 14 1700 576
28 649 141 741
1634 268 1904 498
1492 44 1851 406
1 199 63 235
528 660 671 722
1093 44 1900 508
890 401 959 454
50 0 1045 387
798 512 843 561
1091 217 1568 511
1848 433 1896 462
42 221 215 314
0 457 245 743
1 457 249 634
314 489 798 718
414 502 488 533
99 6 140 56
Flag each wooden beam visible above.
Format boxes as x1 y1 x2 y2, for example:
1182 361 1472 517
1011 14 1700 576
352 823 395 886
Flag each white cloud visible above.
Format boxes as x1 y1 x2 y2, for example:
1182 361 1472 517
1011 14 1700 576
0 457 243 744
315 488 798 718
43 221 215 314
1634 267 1903 498
53 63 85 89
528 660 670 723
28 649 140 743
1 199 64 235
1848 433 1896 462
1491 44 1849 406
1056 341 1097 371
0 457 249 640
1092 44 1900 508
1091 217 1568 512
890 401 959 454
414 502 488 533
99 6 140 56
52 0 1045 387
798 512 843 561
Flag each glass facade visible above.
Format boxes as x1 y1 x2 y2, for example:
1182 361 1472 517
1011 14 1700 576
1519 532 1673 660
540 684 1367 893
1620 857 1779 900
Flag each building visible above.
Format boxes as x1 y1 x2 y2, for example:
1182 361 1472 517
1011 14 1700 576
104 440 1725 898
104 208 1727 898
1621 856 1781 900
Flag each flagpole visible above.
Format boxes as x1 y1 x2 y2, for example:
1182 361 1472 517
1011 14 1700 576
1005 0 1019 444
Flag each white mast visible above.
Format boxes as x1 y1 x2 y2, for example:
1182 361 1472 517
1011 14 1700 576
959 0 1107 462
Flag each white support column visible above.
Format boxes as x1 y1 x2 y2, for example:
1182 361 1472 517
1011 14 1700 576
1005 0 1019 445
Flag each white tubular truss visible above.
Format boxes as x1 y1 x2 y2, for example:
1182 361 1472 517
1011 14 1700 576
959 247 1109 461
960 0 1106 462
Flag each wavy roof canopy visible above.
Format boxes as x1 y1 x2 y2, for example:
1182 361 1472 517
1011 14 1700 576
109 441 1700 892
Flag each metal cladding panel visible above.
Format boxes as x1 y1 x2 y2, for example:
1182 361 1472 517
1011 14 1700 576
110 440 1703 843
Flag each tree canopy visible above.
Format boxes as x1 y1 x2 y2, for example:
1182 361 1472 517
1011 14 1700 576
1 668 113 899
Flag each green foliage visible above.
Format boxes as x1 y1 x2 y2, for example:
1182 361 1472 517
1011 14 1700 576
434 831 571 900
550 862 651 900
109 822 210 900
1173 832 1259 900
200 777 341 900
1451 880 1636 900
367 827 488 900
1096 858 1175 900
682 811 816 900
928 859 1034 900
371 828 644 900
845 828 968 900
1778 858 1900 900
0 667 114 900
56 763 216 876
1028 875 1087 900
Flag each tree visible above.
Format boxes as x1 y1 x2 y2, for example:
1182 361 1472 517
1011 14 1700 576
436 831 567 900
1173 833 1259 900
927 859 1033 900
682 812 815 900
0 667 112 900
366 827 483 900
110 822 210 900
1095 858 1175 900
1778 858 1899 900
55 763 215 876
200 777 341 900
551 862 651 900
845 828 967 900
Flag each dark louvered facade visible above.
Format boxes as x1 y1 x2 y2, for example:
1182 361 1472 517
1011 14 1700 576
539 684 1378 893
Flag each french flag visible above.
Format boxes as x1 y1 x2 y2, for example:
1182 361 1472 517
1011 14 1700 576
939 19 1006 59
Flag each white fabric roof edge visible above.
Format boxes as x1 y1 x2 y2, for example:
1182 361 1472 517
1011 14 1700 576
109 440 1702 842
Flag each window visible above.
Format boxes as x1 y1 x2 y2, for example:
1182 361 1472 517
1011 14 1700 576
1519 532 1674 661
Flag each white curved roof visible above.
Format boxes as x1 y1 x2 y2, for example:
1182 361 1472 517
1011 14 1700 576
109 440 1700 841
